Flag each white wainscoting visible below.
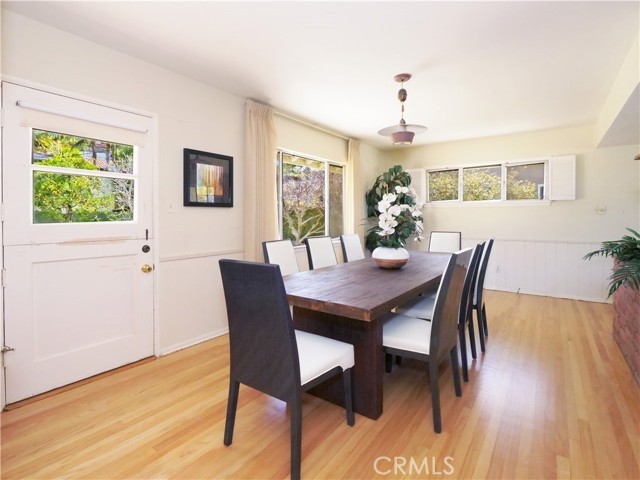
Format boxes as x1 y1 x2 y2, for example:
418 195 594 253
158 249 243 355
462 238 612 303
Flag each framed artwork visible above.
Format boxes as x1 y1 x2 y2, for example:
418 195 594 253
183 148 233 207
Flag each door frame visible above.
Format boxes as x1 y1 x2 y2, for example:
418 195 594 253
0 76 161 409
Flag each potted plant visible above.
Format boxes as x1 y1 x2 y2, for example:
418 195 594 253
585 227 640 385
365 165 424 268
584 227 640 297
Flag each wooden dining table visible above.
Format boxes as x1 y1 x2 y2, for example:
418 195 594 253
283 250 450 420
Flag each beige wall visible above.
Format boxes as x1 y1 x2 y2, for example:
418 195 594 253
274 114 348 164
2 10 245 353
385 125 639 246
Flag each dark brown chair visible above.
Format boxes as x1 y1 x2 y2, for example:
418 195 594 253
394 244 483 382
262 239 300 276
339 234 365 262
219 259 355 480
470 238 494 352
458 242 484 381
428 231 462 253
304 236 338 269
382 248 472 433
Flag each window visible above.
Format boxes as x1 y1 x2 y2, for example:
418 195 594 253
277 151 344 245
506 162 545 200
428 169 459 202
427 158 551 204
463 165 501 201
32 129 136 223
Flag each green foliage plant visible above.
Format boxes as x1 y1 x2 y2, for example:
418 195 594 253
584 228 640 296
364 165 424 252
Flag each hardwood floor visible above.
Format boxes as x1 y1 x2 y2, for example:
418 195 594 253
2 291 639 479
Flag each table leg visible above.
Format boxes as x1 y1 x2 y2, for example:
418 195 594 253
292 307 383 420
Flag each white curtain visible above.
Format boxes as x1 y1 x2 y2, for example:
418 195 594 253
345 138 364 237
244 100 277 262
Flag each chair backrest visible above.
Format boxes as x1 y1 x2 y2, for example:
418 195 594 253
429 248 472 362
304 236 338 270
340 234 365 262
474 238 494 305
428 231 462 253
262 239 300 276
219 259 300 403
460 242 485 327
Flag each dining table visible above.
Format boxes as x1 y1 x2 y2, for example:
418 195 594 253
283 250 450 420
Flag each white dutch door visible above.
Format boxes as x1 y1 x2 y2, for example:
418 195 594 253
2 83 155 403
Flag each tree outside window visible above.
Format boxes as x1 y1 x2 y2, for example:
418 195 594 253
428 170 459 201
506 163 544 200
32 129 135 223
463 165 501 201
427 160 546 203
278 152 344 245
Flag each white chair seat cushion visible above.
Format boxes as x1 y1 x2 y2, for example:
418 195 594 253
394 295 436 319
383 313 432 355
295 330 354 385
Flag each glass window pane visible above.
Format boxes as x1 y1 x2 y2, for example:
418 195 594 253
281 154 326 245
463 165 501 201
33 172 134 223
507 163 545 200
328 164 344 238
32 129 134 174
428 170 459 201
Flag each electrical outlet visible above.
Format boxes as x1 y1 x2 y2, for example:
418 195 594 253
167 202 176 213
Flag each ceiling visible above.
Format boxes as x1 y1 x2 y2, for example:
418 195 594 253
4 1 639 148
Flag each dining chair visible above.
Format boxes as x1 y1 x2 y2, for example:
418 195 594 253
382 248 471 433
470 238 494 352
394 245 483 382
262 239 300 276
219 259 355 480
340 234 365 262
304 236 338 270
428 231 462 253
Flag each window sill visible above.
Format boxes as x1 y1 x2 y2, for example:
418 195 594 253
425 200 552 208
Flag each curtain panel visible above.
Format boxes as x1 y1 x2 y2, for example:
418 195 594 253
244 100 277 262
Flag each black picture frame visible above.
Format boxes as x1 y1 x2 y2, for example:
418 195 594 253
183 148 233 207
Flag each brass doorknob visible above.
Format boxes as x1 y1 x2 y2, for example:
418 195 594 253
141 264 153 273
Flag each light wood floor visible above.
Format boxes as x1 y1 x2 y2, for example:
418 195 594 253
2 291 639 479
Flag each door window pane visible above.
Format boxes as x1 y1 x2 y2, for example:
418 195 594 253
32 129 135 224
33 129 134 174
33 172 134 223
507 163 545 200
463 165 501 201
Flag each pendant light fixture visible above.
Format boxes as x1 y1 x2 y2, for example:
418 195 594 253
378 73 427 145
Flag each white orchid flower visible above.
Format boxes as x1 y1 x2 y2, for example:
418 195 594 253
382 193 397 204
394 185 409 194
377 199 391 213
388 205 403 217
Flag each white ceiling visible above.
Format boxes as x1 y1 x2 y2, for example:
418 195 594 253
4 1 639 148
